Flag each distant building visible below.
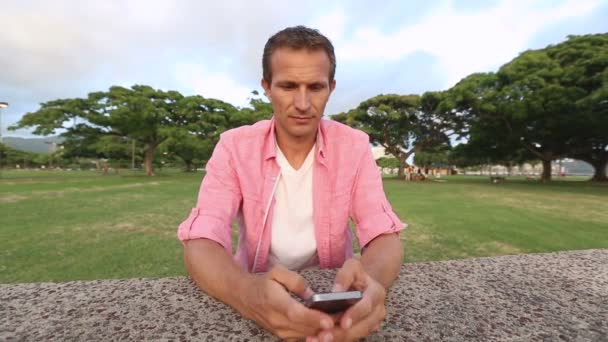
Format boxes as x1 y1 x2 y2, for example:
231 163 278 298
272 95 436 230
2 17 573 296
460 159 594 176
371 146 388 160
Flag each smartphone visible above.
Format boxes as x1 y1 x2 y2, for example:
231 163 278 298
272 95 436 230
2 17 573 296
307 291 362 314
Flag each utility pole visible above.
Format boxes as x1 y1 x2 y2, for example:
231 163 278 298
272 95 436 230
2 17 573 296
0 102 9 174
45 141 57 169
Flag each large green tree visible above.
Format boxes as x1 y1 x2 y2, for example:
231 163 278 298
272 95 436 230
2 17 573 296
413 144 451 169
333 94 453 177
443 34 608 182
88 85 186 176
546 34 608 181
230 90 273 127
11 85 240 176
161 91 272 171
162 95 235 171
448 68 570 181
498 48 581 181
441 72 537 172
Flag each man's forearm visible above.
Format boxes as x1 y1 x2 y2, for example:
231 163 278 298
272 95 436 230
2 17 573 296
184 239 253 312
360 233 404 289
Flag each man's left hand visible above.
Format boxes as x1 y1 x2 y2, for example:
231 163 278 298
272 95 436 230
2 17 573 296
307 258 387 342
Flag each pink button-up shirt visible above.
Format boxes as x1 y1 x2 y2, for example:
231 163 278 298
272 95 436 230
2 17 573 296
177 118 406 272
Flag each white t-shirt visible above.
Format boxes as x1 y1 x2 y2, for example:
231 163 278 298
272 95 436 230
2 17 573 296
267 144 319 270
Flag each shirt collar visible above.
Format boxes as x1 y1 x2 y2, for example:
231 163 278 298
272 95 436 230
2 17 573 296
264 117 327 162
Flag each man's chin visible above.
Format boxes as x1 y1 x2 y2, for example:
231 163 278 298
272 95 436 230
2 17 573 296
287 127 318 140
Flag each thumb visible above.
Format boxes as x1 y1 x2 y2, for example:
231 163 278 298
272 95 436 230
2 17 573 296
333 259 364 292
268 265 314 300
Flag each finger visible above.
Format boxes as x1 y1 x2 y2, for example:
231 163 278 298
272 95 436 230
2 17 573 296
269 265 314 299
268 266 335 332
275 328 316 341
325 328 347 342
316 329 335 342
333 259 364 292
284 300 335 331
340 292 374 329
343 305 386 340
264 309 320 340
330 312 344 324
265 282 332 336
271 312 327 339
342 275 386 329
273 320 325 339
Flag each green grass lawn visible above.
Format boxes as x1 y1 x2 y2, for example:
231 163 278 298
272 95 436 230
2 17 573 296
1 170 606 283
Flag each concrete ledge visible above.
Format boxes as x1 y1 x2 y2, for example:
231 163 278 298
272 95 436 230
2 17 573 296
1 249 607 341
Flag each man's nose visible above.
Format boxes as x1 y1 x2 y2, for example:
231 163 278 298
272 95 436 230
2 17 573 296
294 88 311 112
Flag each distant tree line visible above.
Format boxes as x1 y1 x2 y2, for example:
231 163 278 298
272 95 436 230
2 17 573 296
0 143 58 169
9 34 607 181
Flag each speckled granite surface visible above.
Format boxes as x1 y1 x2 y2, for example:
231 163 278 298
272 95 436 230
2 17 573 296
1 249 607 341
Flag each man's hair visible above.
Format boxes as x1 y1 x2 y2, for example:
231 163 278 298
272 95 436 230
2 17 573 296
262 25 336 84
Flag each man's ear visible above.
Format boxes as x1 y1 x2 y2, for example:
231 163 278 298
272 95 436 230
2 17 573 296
261 78 271 97
330 79 336 94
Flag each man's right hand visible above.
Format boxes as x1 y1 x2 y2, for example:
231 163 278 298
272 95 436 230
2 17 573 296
237 265 335 341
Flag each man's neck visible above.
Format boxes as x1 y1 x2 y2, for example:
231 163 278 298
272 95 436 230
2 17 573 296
275 129 317 170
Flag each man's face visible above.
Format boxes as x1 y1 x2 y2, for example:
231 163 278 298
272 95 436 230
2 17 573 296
262 47 336 142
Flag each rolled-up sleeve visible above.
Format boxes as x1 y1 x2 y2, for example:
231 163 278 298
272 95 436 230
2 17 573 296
350 144 407 249
177 136 241 254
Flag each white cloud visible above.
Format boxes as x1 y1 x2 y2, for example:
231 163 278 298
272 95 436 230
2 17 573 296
335 0 603 87
309 8 348 42
173 63 254 107
0 0 604 138
0 0 322 100
0 0 323 135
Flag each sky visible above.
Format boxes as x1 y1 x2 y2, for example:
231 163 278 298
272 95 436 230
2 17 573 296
1 0 607 138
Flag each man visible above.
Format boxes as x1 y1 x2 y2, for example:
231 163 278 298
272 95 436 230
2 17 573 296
178 26 406 342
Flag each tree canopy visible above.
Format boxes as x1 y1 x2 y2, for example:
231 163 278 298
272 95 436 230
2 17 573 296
439 33 607 181
11 86 271 175
334 93 454 177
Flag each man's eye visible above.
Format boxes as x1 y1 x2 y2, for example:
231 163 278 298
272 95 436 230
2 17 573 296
310 85 325 91
281 84 296 90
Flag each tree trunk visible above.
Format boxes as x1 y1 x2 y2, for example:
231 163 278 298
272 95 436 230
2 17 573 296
541 159 552 182
398 155 407 179
185 160 193 172
591 158 608 182
144 145 155 176
131 140 136 170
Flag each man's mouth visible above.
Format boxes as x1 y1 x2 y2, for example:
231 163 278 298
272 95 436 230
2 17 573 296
291 116 313 125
